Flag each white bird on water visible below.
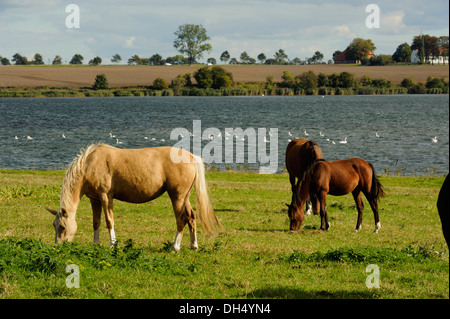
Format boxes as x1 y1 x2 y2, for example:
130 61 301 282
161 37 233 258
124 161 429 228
116 138 123 144
431 136 438 143
304 130 309 136
320 131 324 137
62 133 66 139
375 132 380 138
26 136 33 140
14 136 18 140
339 137 348 144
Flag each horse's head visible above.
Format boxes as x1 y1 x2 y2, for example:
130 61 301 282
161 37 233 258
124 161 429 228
286 203 305 231
47 208 77 243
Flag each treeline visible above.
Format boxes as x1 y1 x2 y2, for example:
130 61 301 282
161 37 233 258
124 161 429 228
274 70 450 95
1 66 448 98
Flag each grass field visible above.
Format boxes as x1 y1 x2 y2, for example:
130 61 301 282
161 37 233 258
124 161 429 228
0 64 448 88
0 169 448 299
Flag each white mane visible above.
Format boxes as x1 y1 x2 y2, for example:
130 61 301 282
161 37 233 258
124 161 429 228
60 143 104 211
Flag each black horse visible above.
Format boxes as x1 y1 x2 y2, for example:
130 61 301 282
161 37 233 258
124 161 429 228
437 174 449 247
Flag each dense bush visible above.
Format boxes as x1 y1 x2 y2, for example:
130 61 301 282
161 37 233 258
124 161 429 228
152 77 169 90
92 74 108 90
193 66 233 89
426 76 448 89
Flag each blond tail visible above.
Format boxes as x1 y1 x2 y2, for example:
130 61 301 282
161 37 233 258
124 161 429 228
193 155 222 236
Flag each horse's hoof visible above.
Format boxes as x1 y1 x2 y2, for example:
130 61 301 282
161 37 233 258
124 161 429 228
172 246 180 253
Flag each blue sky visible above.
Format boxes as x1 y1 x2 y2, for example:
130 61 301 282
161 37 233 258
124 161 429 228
0 0 448 64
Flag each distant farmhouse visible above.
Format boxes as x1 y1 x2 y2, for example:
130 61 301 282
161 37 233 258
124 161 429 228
410 49 448 65
333 48 375 64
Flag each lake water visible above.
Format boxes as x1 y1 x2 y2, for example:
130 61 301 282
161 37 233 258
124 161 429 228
0 95 448 175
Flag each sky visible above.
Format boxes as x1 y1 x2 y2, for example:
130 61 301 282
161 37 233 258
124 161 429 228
0 0 448 64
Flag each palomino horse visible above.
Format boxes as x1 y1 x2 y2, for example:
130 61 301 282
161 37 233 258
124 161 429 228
307 158 385 232
437 174 449 246
47 144 222 252
285 139 323 231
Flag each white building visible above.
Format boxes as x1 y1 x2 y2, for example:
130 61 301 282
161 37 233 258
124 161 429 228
411 50 448 65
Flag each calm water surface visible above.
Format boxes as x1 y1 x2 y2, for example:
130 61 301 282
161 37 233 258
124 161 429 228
0 95 448 175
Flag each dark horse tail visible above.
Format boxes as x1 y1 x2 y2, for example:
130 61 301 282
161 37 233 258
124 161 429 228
369 163 385 201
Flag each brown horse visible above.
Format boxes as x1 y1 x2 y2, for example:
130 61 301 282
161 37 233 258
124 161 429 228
306 158 385 232
46 144 222 252
437 174 449 246
285 139 323 231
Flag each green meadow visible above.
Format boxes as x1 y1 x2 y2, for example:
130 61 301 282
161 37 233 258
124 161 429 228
0 169 448 299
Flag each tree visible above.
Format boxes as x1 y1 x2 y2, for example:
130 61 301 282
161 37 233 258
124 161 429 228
332 50 342 60
207 57 216 65
153 78 169 90
173 24 212 65
166 55 188 65
318 73 329 87
274 49 288 64
111 54 122 64
12 53 28 65
296 71 318 92
281 71 294 87
346 38 376 63
291 57 302 65
439 36 449 63
211 66 232 89
220 51 230 63
89 56 102 65
193 66 232 89
52 55 62 65
257 53 266 64
70 54 84 65
194 67 213 88
229 57 239 65
392 42 412 63
149 54 163 66
1 57 11 65
92 74 108 90
32 53 44 65
128 55 141 65
311 51 324 64
240 51 255 64
411 35 432 64
338 71 356 88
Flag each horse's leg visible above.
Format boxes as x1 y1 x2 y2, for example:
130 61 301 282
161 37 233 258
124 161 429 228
90 198 102 245
100 193 116 247
184 197 198 250
170 195 190 252
352 189 364 232
318 191 330 230
367 195 381 233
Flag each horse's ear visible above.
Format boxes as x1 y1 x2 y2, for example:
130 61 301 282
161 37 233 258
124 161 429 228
285 203 292 208
46 208 58 215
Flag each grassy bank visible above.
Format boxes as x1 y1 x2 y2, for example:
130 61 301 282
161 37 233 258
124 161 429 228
0 169 448 299
0 83 448 98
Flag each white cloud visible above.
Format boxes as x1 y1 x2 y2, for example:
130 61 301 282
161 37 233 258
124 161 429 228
381 11 406 34
0 1 447 63
124 36 136 48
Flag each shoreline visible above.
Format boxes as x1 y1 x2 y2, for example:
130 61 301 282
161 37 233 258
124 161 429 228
0 85 447 98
